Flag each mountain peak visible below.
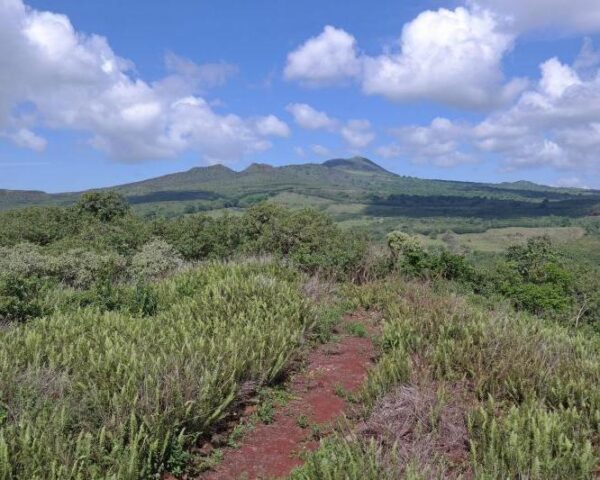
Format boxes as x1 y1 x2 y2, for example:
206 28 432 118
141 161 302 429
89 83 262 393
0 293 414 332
244 163 276 174
322 156 391 174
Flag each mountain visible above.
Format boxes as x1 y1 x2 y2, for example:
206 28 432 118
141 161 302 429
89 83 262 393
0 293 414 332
2 156 600 220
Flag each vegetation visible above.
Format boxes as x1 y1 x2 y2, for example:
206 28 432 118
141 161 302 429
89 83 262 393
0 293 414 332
0 190 599 478
3 157 600 227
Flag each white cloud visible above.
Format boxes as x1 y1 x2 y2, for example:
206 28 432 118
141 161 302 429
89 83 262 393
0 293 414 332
362 7 524 108
382 46 600 173
163 52 238 92
574 38 600 76
311 144 331 157
287 103 374 149
286 103 338 130
285 8 526 109
253 115 290 137
378 117 477 167
468 0 600 33
539 58 581 98
0 0 286 163
284 26 361 86
293 146 306 157
554 176 590 189
3 128 47 152
340 119 375 149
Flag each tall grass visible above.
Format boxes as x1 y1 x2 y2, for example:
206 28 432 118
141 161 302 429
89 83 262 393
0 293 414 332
0 261 312 479
291 278 600 478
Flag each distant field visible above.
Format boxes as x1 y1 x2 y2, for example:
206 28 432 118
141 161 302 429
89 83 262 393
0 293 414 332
270 192 335 208
563 234 600 267
418 226 586 253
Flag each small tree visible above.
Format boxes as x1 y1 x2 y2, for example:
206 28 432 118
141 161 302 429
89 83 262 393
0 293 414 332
76 191 130 222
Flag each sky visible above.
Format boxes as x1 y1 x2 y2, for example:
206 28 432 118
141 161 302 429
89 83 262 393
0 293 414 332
1 0 600 192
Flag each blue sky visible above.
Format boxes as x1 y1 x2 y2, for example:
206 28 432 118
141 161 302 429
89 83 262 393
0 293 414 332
1 0 600 192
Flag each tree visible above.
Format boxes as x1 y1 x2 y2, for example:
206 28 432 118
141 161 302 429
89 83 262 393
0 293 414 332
76 191 130 222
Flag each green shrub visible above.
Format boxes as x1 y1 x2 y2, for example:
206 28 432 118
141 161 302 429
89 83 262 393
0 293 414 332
155 214 241 260
0 275 48 323
131 239 184 280
0 243 57 278
56 249 127 289
387 231 427 273
75 191 130 222
488 237 577 317
0 207 75 246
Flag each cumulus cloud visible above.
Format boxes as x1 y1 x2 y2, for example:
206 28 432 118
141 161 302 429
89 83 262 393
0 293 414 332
340 119 375 149
311 144 331 156
468 0 600 33
284 26 361 86
554 176 590 189
253 115 290 137
286 103 338 130
285 8 525 109
381 46 600 173
287 103 374 149
378 117 477 167
362 8 524 108
3 128 47 151
293 146 306 157
0 0 287 163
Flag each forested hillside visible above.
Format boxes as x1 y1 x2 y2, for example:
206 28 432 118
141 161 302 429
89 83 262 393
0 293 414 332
3 158 600 224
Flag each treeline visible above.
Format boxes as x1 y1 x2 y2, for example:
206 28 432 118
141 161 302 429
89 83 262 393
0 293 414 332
0 192 370 324
1 191 599 331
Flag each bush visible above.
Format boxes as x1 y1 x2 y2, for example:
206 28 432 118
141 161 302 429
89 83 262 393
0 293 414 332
0 207 75 246
0 275 47 323
131 240 184 280
469 400 595 479
0 243 57 278
155 214 241 261
56 249 127 289
490 237 576 317
387 231 474 282
75 191 130 222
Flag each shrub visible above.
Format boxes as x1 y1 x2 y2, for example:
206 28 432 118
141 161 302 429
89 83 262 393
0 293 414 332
131 239 184 280
75 191 130 222
155 214 241 261
387 231 425 266
0 243 57 278
289 437 389 480
237 203 369 278
490 237 576 317
0 275 47 323
386 231 474 282
0 207 75 246
56 249 127 289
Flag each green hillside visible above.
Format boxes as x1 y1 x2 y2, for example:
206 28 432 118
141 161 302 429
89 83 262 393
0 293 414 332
2 157 600 225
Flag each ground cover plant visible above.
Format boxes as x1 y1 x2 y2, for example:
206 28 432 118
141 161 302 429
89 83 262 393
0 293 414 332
0 262 312 479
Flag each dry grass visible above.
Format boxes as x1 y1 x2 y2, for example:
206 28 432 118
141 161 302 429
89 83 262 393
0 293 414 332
358 368 473 480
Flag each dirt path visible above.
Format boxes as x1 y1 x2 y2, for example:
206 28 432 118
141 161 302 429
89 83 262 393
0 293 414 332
199 311 377 480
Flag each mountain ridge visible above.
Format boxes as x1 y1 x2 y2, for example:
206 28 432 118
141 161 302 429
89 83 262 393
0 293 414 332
1 157 599 219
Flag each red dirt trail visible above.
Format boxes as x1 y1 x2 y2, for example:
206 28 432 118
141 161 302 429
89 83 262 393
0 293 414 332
199 312 376 480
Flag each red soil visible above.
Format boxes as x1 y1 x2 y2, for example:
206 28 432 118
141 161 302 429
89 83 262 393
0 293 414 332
200 312 376 480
